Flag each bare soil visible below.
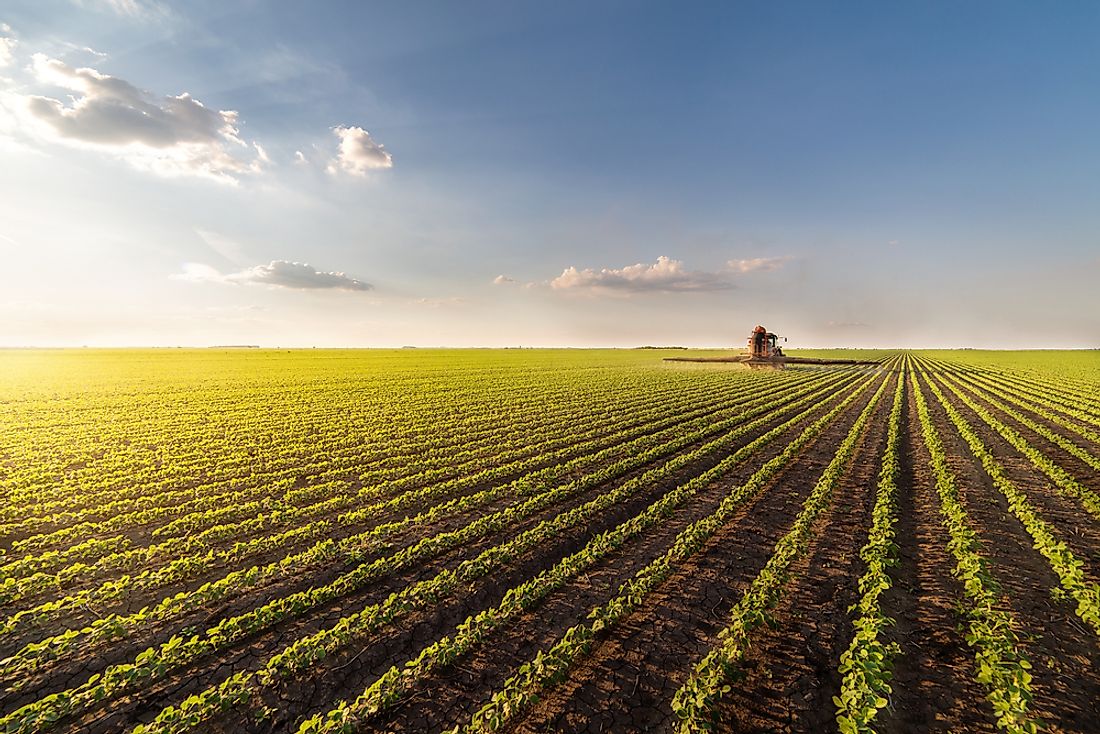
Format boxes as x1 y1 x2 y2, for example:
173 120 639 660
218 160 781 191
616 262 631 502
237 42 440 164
7 362 1100 734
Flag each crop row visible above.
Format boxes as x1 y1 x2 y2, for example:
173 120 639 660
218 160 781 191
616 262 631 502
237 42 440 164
294 388 862 732
952 363 1100 426
0 370 849 667
937 363 1100 447
920 367 1100 637
670 369 890 732
833 365 906 733
2 360 716 526
944 368 1100 471
910 367 1039 733
2 373 733 554
932 369 1100 521
441 368 892 734
2 377 572 520
0 370 787 605
0 369 867 733
129 369 872 734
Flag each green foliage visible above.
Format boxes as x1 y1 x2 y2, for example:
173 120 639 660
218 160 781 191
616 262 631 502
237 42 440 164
912 367 1041 733
671 367 894 733
444 366 893 734
1 355 859 734
834 365 906 733
920 367 1100 639
0 348 1094 734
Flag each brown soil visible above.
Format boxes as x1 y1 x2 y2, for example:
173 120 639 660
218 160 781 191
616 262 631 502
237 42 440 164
941 370 1100 495
7 363 1099 734
218 374 866 734
0 377 795 678
44 375 860 733
929 373 1100 570
501 373 887 734
880 378 997 732
919 366 1100 732
710 372 892 732
0 377 735 617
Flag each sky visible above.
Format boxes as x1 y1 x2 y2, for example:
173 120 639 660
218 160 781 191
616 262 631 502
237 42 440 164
0 1 1097 349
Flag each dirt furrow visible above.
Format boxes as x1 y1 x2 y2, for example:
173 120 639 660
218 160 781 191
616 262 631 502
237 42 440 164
3 383 743 629
2 381 831 705
60 378 861 733
879 381 995 733
949 371 1100 456
6 378 741 582
212 374 866 734
503 374 885 734
940 369 1100 487
709 372 892 732
322 459 753 734
919 368 1100 732
929 372 1100 570
1 378 714 551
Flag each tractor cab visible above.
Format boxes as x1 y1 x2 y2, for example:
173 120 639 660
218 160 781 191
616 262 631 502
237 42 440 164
748 325 784 359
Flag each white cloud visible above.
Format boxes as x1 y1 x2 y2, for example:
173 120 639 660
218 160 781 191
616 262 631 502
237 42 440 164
175 260 371 291
55 42 109 61
14 54 265 182
0 29 16 67
727 256 792 273
550 256 731 294
887 239 900 246
327 125 392 176
493 274 517 285
253 142 270 165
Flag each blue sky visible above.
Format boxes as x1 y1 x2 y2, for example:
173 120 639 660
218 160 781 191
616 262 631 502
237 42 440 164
0 1 1097 347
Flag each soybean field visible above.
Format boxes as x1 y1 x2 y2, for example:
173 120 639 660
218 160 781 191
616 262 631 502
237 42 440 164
0 348 1098 733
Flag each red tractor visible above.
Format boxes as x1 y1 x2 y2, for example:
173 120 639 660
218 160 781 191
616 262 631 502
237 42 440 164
747 325 785 360
663 325 880 368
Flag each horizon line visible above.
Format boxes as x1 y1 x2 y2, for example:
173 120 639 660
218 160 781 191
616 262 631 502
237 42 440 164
1 345 1097 352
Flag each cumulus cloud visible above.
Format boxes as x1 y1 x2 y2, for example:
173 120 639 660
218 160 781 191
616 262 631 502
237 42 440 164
327 125 392 176
0 25 16 67
176 260 371 291
550 256 731 294
493 274 517 285
727 256 793 273
15 54 265 181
